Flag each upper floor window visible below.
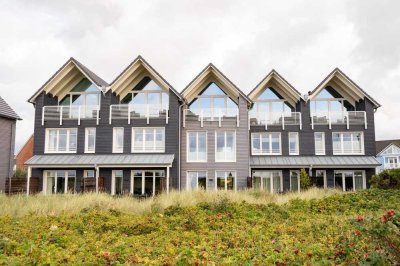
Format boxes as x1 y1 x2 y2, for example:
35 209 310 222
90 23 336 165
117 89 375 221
251 132 281 155
332 132 364 155
189 82 238 118
314 132 325 155
132 127 165 153
84 128 96 153
252 88 293 113
289 132 299 155
113 127 124 153
215 131 236 162
187 131 207 162
121 77 169 116
45 128 77 153
310 87 354 117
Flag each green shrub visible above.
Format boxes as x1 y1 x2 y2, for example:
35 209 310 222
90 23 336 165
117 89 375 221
370 169 400 189
300 168 312 191
12 168 27 178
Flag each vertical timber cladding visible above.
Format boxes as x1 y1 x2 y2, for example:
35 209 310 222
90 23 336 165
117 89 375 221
180 95 250 191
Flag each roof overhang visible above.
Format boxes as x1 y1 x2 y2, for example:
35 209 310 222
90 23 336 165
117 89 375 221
181 64 252 105
109 56 182 101
248 70 302 107
308 68 381 109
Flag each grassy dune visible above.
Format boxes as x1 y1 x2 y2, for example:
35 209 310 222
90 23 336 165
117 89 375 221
0 189 399 265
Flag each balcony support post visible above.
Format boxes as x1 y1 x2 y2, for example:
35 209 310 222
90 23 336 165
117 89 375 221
200 109 204 128
146 105 150 124
128 105 131 125
346 111 349 130
218 109 222 127
299 113 302 130
42 107 45 126
109 106 112 124
236 109 239 127
364 111 367 129
282 113 285 130
328 112 331 129
59 106 63 125
311 116 314 130
96 107 99 125
78 106 81 126
166 108 169 124
265 112 268 130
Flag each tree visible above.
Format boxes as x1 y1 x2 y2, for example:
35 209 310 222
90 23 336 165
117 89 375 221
300 168 312 191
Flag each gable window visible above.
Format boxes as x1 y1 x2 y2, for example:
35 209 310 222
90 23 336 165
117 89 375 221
187 171 207 191
251 132 281 155
45 128 77 153
332 132 364 155
187 131 207 162
314 132 325 155
290 170 300 192
216 171 236 191
85 128 96 153
252 171 282 193
113 127 124 153
44 170 76 194
132 127 165 152
289 132 299 155
215 131 236 162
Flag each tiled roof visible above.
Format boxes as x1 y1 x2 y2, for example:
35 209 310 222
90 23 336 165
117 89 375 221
0 96 21 120
376 140 400 155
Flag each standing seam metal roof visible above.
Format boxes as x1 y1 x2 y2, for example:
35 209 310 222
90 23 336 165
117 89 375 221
250 156 380 167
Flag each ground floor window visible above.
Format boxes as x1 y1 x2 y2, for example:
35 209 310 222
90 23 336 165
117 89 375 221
252 171 282 193
112 170 124 195
130 170 165 196
187 171 207 191
44 170 76 194
334 170 365 191
290 170 300 192
216 171 236 191
312 170 327 189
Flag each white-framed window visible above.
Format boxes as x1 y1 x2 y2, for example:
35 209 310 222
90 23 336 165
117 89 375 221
187 131 207 162
215 131 236 162
111 170 124 195
130 170 165 196
131 127 165 153
314 132 325 155
215 171 236 191
251 132 281 155
314 170 327 189
112 127 124 153
84 128 96 153
332 132 364 155
43 170 76 194
252 171 282 193
290 170 300 192
334 170 366 191
187 171 207 191
84 170 95 178
45 128 77 153
289 132 299 155
384 156 399 169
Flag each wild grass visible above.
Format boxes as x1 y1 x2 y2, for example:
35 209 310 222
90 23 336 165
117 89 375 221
0 187 342 217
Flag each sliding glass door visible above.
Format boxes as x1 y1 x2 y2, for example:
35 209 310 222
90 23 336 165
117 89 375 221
334 170 365 191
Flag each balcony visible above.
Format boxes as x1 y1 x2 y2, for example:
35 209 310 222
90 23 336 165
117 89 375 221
311 111 367 129
249 111 302 130
385 163 399 169
42 105 100 125
183 108 239 127
109 104 169 124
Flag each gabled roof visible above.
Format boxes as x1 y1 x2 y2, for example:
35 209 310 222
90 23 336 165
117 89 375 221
248 69 302 106
28 57 109 104
308 68 381 108
110 55 182 100
0 96 21 120
376 140 400 155
181 63 252 104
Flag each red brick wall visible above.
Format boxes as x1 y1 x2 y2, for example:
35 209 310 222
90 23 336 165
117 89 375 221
15 135 33 170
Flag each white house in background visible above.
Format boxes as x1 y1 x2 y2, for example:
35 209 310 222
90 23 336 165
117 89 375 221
376 140 400 173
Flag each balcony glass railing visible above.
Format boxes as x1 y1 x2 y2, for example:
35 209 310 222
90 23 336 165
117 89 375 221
310 111 367 129
109 104 169 124
249 111 302 130
42 105 100 125
183 107 239 127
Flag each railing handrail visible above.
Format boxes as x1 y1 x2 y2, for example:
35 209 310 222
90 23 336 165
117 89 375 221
109 103 169 124
42 105 100 125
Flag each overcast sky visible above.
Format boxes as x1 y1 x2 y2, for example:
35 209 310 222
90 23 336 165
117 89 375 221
1 0 399 152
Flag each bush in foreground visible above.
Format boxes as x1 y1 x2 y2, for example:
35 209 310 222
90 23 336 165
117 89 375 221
370 169 400 189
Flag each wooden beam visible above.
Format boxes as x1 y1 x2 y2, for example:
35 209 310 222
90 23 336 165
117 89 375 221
44 63 76 94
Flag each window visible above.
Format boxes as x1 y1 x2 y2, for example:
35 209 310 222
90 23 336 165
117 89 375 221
130 170 165 196
44 170 76 194
85 128 96 153
312 170 326 188
215 131 236 162
289 132 299 155
332 132 364 155
187 132 207 162
334 170 365 191
187 171 207 191
290 171 300 192
112 170 124 195
112 128 124 153
216 171 236 191
385 157 399 169
251 132 281 155
314 132 325 155
45 128 77 153
132 127 165 152
84 170 95 178
252 171 282 193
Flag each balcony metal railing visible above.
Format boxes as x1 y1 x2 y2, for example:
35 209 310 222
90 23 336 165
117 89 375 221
42 105 100 125
183 108 239 128
310 111 367 129
109 104 169 124
249 111 302 130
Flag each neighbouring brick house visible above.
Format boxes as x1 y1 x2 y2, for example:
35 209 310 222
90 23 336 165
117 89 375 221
15 135 34 171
